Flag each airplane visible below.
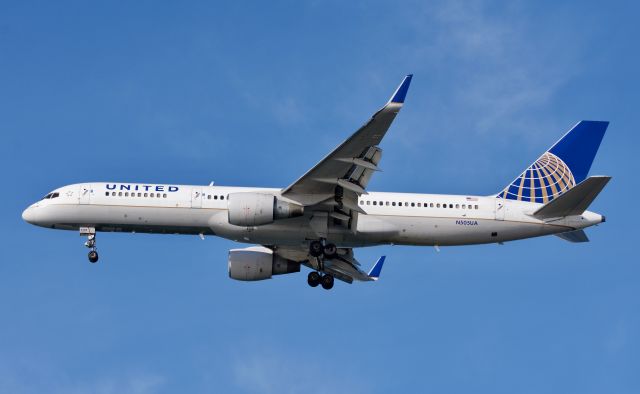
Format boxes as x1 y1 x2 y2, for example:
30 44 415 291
21 75 611 290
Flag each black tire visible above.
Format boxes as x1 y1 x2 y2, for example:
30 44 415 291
309 241 323 257
307 271 321 287
321 274 334 290
88 251 99 263
323 243 337 258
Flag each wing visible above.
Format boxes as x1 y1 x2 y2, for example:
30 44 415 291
281 75 413 232
274 246 385 284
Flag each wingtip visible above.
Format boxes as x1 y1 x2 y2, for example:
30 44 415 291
389 75 413 104
577 120 610 130
368 256 386 280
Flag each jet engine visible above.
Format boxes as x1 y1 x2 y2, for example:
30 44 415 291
227 192 303 226
228 246 301 281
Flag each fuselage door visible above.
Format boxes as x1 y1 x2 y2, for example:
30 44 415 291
495 198 505 221
191 188 203 208
79 184 91 205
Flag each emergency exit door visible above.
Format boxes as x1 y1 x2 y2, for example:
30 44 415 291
191 188 204 208
79 184 91 204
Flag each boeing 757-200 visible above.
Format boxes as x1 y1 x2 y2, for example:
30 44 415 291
22 75 610 290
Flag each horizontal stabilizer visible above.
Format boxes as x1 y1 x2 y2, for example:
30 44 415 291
533 176 611 219
555 229 590 243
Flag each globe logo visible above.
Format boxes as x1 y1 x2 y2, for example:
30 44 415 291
499 152 575 203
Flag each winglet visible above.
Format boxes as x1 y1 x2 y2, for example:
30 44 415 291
388 74 413 104
367 256 386 280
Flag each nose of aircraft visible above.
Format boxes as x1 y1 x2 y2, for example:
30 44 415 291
22 206 36 224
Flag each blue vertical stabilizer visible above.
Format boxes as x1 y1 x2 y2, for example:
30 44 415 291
497 121 608 203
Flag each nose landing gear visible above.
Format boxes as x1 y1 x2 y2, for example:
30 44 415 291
81 227 99 263
88 249 99 263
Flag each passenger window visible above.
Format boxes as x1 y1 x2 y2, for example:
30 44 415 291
417 203 421 207
449 204 453 208
386 201 389 206
359 200 364 205
475 205 479 209
214 195 218 200
366 201 370 205
221 196 225 200
443 204 447 208
436 203 440 208
392 202 396 206
144 193 148 197
404 202 408 207
118 192 122 197
150 193 155 197
462 204 466 209
105 192 109 196
138 193 142 197
430 203 434 207
456 204 459 208
163 193 167 198
411 202 415 207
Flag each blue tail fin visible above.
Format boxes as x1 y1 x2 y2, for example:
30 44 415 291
497 121 608 203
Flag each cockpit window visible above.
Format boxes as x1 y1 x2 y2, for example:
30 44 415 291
41 192 60 200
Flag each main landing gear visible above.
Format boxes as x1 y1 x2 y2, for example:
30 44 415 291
309 240 338 258
307 271 334 290
81 227 99 263
307 239 337 290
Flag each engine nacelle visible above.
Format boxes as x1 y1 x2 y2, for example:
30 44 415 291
227 192 303 226
228 246 301 281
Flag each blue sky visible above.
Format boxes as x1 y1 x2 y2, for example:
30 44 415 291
1 1 638 392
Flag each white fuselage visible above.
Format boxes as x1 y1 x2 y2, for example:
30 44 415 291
22 182 605 248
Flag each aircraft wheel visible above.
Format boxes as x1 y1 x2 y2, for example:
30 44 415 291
321 274 334 290
309 241 323 257
323 243 337 258
307 271 321 287
88 250 99 263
